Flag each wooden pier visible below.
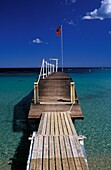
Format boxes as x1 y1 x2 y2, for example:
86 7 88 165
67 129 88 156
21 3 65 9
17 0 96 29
29 72 83 119
27 61 88 170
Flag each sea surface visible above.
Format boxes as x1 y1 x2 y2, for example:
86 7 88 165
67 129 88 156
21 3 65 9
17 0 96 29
0 68 111 170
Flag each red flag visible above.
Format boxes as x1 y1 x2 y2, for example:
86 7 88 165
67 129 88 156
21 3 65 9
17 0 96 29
56 26 61 36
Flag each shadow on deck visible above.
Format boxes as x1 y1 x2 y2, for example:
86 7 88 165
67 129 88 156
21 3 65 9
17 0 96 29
10 91 40 170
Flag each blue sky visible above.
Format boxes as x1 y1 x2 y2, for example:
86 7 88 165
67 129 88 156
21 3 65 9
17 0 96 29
0 0 111 67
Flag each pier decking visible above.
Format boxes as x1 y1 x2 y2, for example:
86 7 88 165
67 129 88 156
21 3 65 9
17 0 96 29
27 70 88 170
28 72 83 119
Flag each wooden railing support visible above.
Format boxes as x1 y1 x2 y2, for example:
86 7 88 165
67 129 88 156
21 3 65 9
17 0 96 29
70 82 75 103
34 82 39 104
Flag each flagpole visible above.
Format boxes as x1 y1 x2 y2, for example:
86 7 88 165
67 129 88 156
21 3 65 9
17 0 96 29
61 25 64 72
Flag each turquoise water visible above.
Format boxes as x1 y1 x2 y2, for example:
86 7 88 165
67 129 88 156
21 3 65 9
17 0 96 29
70 69 111 170
0 72 37 170
0 70 111 169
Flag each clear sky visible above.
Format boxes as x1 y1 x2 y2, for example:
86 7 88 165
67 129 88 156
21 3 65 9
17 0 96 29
0 0 111 68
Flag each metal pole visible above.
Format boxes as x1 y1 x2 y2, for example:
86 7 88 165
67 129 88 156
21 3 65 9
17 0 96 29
61 25 64 72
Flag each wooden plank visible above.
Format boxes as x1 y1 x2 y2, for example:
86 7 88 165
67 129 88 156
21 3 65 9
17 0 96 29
41 113 47 135
69 136 82 170
54 136 62 170
57 112 63 135
46 112 51 135
37 113 45 135
67 114 78 137
54 112 59 135
60 112 68 135
64 136 76 170
67 115 88 169
63 112 73 135
36 135 43 170
30 136 39 170
51 112 54 135
59 136 69 170
49 136 55 170
72 136 88 170
43 136 48 170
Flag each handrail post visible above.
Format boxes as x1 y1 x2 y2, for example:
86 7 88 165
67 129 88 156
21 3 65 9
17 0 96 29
43 59 45 79
70 82 75 103
56 59 58 72
50 64 51 75
34 82 39 104
46 61 47 77
48 63 49 75
38 58 58 82
53 64 54 73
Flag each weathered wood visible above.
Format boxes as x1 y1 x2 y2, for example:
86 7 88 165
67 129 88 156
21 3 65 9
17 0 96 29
28 103 83 119
43 136 48 170
59 136 69 170
29 72 88 170
60 112 68 135
28 72 84 120
54 136 62 170
49 136 55 170
63 112 73 135
46 112 51 135
51 112 54 135
37 114 45 135
54 112 59 135
41 113 47 135
69 136 82 170
30 136 39 170
36 136 43 170
64 136 76 170
29 112 88 170
57 112 64 135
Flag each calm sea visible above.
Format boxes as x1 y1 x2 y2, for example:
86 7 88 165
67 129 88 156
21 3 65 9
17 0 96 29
0 69 111 170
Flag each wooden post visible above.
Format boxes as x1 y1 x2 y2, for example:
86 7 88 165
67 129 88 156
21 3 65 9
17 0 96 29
70 82 75 103
34 82 39 104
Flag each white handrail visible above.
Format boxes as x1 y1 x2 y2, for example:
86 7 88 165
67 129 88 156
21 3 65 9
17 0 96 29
26 132 36 170
34 58 58 104
37 58 58 83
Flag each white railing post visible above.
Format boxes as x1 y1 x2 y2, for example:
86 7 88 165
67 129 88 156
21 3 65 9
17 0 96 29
50 64 51 75
46 61 47 77
42 59 45 79
70 82 75 103
53 64 54 73
56 59 58 72
34 82 39 104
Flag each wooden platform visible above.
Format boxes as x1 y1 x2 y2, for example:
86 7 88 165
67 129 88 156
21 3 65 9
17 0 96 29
28 72 84 119
28 103 83 119
30 112 88 170
27 72 88 170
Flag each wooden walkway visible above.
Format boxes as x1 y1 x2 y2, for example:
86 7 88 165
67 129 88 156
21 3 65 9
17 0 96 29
29 72 83 119
30 112 88 170
28 72 88 170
